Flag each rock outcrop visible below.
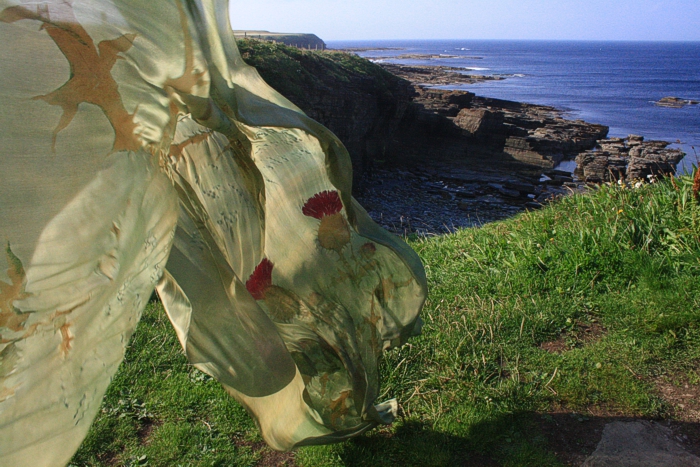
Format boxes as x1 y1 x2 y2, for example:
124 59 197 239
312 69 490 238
379 63 504 86
576 136 685 183
654 96 699 108
386 83 608 172
454 108 505 137
235 39 689 234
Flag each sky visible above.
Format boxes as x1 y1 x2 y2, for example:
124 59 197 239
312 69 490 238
229 0 700 41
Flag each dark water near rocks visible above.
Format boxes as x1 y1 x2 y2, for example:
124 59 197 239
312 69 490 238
328 40 700 173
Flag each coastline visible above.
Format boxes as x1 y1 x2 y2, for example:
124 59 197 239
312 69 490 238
357 58 684 235
331 40 700 172
237 39 687 235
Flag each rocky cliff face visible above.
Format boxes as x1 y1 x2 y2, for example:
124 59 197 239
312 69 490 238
237 39 414 190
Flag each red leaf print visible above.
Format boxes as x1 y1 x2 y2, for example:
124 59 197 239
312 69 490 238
246 258 274 300
302 191 343 219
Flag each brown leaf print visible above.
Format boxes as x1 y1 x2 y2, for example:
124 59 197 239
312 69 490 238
376 276 414 305
329 390 352 428
364 299 382 328
0 244 31 334
168 129 213 162
0 343 21 402
163 1 208 96
358 297 382 357
0 1 139 153
0 384 20 404
0 246 31 404
59 322 73 356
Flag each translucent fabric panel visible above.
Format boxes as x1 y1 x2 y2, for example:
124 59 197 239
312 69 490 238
0 0 426 465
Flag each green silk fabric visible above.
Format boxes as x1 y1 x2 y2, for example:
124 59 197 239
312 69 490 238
0 1 426 465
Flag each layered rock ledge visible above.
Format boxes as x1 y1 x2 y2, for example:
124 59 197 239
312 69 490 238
576 136 685 183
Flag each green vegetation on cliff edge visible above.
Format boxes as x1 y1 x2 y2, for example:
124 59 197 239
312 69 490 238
236 39 405 107
72 173 700 466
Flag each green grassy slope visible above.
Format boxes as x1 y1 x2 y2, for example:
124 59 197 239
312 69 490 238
235 39 405 110
73 174 700 466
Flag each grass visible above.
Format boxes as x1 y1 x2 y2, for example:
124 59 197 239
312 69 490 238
72 173 700 466
236 39 406 110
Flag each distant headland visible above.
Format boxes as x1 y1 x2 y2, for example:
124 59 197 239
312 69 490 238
232 30 326 50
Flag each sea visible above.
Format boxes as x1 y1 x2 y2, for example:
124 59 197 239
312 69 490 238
327 40 700 174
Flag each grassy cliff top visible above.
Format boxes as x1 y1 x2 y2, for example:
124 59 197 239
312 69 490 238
235 38 407 109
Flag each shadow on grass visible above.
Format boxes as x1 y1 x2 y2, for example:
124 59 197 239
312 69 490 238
300 412 700 467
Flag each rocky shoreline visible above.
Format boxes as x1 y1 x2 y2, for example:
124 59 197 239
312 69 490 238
357 62 686 235
379 63 505 86
355 165 574 235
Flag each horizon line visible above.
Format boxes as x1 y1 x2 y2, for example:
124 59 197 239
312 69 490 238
322 38 700 43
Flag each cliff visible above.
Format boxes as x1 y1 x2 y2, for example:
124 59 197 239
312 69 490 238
237 39 413 188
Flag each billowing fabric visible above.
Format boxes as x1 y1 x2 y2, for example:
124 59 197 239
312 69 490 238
0 0 426 465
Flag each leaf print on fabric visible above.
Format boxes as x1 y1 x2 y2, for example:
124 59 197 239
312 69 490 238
0 244 32 404
0 243 31 335
243 254 372 429
0 344 20 403
0 1 139 153
168 129 213 163
329 389 352 428
163 1 208 96
302 191 351 252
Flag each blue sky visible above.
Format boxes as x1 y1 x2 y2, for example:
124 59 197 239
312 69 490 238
229 0 700 41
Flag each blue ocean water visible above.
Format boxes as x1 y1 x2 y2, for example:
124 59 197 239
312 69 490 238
328 40 700 173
